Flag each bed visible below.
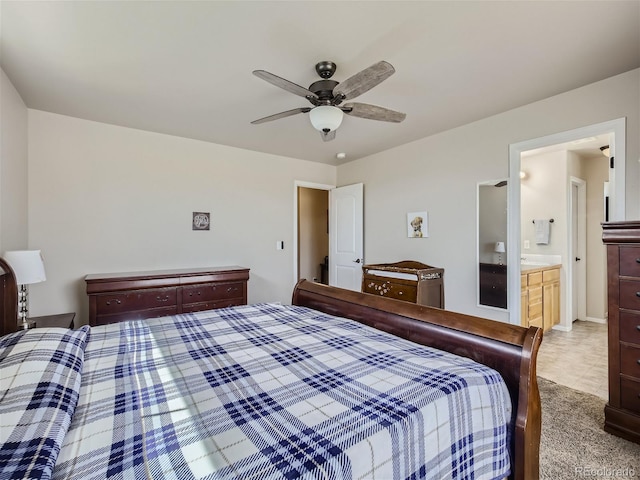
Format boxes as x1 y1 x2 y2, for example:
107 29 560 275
0 265 542 479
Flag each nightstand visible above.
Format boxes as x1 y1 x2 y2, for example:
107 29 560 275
28 312 76 329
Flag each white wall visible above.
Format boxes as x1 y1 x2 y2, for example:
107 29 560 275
0 69 28 252
337 69 640 322
584 155 608 321
521 150 566 256
27 110 336 324
17 68 640 325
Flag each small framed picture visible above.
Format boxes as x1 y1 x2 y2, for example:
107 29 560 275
192 212 210 231
407 211 428 238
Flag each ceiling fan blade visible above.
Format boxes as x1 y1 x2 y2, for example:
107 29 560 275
343 102 406 123
321 130 336 142
333 61 395 100
253 70 318 100
251 107 311 124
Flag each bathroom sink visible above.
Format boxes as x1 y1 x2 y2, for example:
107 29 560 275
520 261 549 266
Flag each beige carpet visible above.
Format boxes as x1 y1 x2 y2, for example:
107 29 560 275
539 377 640 479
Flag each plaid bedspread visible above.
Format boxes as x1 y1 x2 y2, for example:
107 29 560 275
50 303 511 479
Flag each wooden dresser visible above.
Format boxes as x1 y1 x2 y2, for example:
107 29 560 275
86 266 249 326
479 263 507 309
362 261 444 308
521 265 560 332
603 221 640 444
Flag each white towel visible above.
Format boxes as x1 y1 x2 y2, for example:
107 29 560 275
534 219 550 245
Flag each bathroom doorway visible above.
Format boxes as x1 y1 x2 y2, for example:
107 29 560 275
508 118 626 329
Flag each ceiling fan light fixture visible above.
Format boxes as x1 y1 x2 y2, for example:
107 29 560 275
309 106 343 133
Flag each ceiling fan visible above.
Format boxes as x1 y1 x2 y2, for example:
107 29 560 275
251 60 406 142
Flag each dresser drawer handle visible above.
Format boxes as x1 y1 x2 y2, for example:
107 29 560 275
156 296 170 303
637 292 640 298
105 298 122 306
188 291 202 297
636 258 640 263
227 287 237 293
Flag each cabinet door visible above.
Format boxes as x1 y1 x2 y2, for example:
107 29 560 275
543 283 554 331
528 286 543 328
542 277 560 331
521 288 528 327
551 280 560 327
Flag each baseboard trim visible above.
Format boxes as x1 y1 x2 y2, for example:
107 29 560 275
582 316 607 324
552 324 572 332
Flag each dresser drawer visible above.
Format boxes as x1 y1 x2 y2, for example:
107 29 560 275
620 377 640 413
542 268 560 282
181 282 245 303
363 278 417 302
620 246 640 277
528 285 543 303
95 287 177 315
620 311 640 346
182 298 245 313
619 279 640 311
527 271 543 286
621 343 640 379
93 306 179 326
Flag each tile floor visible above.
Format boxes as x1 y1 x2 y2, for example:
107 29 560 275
537 320 609 400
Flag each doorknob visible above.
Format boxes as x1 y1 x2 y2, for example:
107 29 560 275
353 259 362 263
575 257 581 261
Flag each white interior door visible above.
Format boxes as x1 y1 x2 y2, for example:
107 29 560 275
329 183 363 291
570 178 587 322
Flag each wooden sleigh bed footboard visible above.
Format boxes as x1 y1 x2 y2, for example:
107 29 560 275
292 279 543 480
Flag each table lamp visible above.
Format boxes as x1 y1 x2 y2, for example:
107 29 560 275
3 250 46 330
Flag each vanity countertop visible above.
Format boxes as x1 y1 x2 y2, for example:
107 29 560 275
520 263 561 273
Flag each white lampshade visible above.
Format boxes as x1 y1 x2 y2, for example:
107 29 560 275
3 250 46 285
600 145 610 157
309 106 344 132
494 242 506 253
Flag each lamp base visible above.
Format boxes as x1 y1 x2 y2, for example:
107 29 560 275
21 320 36 330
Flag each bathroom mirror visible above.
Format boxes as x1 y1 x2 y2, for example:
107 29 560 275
477 179 508 309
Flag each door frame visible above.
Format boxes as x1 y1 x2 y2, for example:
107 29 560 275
569 176 587 324
293 181 335 287
507 118 626 326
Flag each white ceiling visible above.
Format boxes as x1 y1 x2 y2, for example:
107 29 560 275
1 1 638 166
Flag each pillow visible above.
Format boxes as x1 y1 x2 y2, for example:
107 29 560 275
0 326 90 479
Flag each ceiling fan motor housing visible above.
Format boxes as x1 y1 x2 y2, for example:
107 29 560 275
308 80 339 104
315 61 336 79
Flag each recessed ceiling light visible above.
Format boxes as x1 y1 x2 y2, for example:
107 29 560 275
336 152 347 160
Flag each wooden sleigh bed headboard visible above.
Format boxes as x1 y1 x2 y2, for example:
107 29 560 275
292 279 543 480
0 257 18 337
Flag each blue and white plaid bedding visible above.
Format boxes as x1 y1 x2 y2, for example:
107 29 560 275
0 326 90 479
2 303 512 479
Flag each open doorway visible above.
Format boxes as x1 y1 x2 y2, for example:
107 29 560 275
297 186 329 284
519 137 609 330
293 181 364 292
508 118 626 400
508 118 626 328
